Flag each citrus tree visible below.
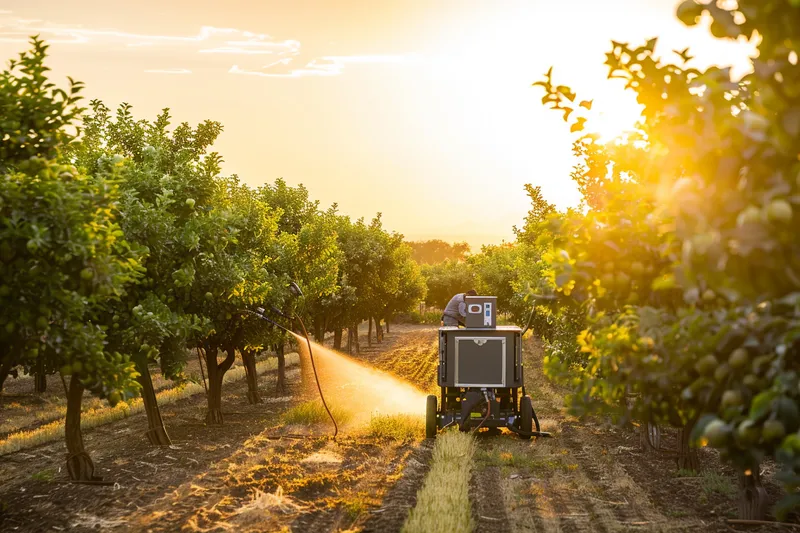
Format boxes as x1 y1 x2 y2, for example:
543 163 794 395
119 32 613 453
0 38 142 479
534 0 800 518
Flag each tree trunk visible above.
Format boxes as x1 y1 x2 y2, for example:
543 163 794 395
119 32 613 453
333 329 343 351
203 342 237 425
0 361 10 393
639 421 660 453
375 317 383 343
367 317 373 347
676 425 700 472
65 374 98 481
242 350 261 404
738 466 767 520
275 343 287 394
135 356 171 445
353 324 360 354
34 374 47 393
347 328 352 354
385 318 390 334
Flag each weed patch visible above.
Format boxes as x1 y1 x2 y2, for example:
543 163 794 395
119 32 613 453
366 414 424 441
281 400 353 426
402 430 475 533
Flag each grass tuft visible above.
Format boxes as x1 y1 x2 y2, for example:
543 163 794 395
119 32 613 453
401 430 475 533
366 414 424 441
700 470 735 497
281 400 353 426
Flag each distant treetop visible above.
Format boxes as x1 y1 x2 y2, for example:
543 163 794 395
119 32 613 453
406 239 470 265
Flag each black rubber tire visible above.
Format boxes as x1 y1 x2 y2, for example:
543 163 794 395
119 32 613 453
425 395 437 439
520 395 533 440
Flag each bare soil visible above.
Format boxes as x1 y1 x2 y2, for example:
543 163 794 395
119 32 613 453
3 326 796 532
0 324 436 533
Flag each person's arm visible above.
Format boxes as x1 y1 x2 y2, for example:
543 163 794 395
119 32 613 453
458 299 467 317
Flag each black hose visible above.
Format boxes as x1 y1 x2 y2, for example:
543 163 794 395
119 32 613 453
471 393 492 434
294 315 339 440
505 424 552 438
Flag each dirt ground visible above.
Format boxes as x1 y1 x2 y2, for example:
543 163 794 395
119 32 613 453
471 337 793 533
0 324 437 533
2 325 797 532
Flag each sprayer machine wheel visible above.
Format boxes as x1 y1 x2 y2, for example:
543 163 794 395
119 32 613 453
425 395 437 439
519 395 533 440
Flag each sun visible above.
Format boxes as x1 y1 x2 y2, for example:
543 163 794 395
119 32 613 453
588 89 645 143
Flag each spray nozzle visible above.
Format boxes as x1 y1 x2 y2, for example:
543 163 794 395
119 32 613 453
288 281 303 298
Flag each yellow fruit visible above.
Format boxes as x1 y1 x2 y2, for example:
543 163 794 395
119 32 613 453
108 391 121 405
702 289 716 302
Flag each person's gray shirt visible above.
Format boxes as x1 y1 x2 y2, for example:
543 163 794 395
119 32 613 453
443 293 467 326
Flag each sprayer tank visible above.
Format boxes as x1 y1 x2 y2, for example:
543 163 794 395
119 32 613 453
438 325 522 388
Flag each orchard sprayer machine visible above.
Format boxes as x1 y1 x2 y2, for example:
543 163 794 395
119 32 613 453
426 295 550 439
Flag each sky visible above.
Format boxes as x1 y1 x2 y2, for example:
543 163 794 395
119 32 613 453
0 0 756 250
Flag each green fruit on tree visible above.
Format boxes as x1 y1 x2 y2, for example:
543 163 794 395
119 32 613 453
60 365 73 375
630 262 644 276
743 374 760 389
205 291 214 300
80 268 94 280
763 419 787 442
729 348 749 369
776 397 800 432
721 389 744 409
702 289 716 302
5 322 15 334
737 205 762 227
737 420 760 445
704 419 731 447
71 361 83 373
108 391 121 405
714 363 731 383
26 240 38 252
36 316 48 329
185 198 196 208
765 199 793 223
695 354 718 377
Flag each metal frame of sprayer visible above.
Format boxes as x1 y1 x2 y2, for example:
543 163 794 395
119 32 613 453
426 295 551 439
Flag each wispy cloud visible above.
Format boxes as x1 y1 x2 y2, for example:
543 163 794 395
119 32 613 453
144 68 192 75
230 54 419 78
0 13 415 79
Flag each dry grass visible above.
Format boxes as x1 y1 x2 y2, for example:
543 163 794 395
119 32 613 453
281 399 353 426
0 354 299 456
401 430 476 533
365 414 424 441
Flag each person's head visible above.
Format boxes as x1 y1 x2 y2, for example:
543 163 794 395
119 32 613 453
465 289 477 297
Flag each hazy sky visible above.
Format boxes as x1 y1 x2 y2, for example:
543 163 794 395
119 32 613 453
0 1 755 250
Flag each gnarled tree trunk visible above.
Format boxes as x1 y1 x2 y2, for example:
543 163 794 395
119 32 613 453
352 324 360 354
65 374 98 480
375 317 383 343
135 356 171 445
384 318 390 334
639 421 661 454
367 318 373 347
203 341 238 425
242 349 261 404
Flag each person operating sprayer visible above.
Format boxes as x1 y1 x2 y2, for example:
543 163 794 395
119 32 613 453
441 289 478 327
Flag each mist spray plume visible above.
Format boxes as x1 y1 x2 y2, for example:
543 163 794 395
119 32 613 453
291 333 428 426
